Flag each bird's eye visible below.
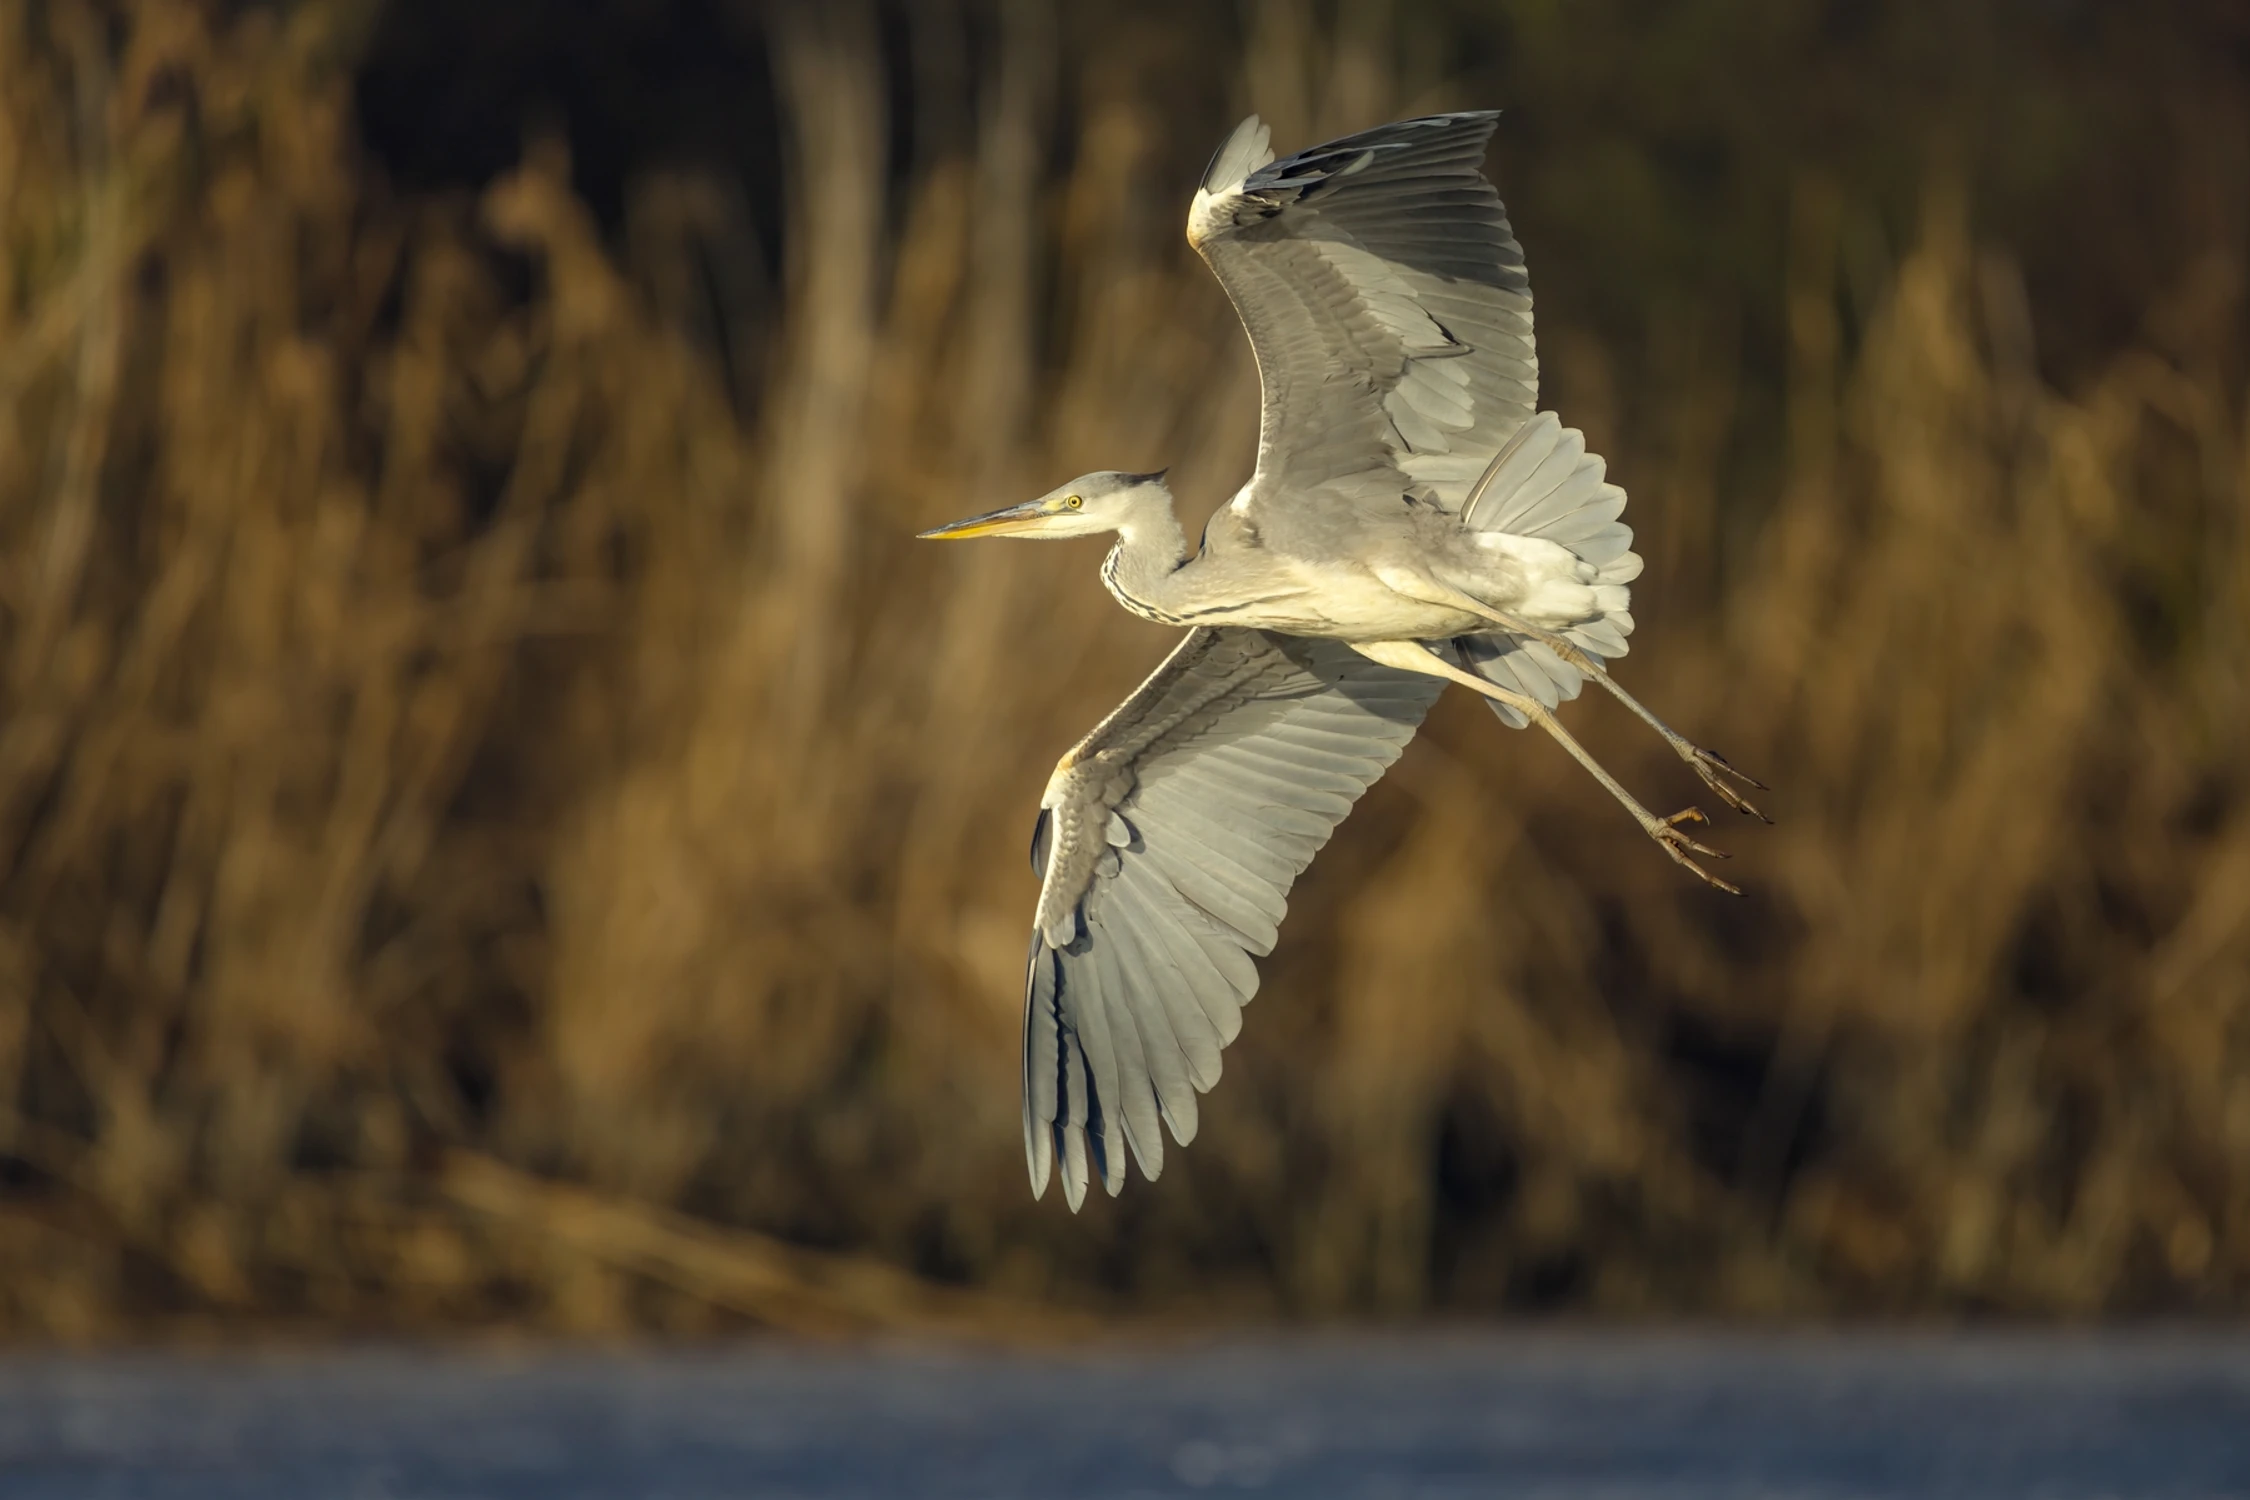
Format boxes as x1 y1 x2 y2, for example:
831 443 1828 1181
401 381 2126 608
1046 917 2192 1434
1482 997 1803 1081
1066 495 1083 509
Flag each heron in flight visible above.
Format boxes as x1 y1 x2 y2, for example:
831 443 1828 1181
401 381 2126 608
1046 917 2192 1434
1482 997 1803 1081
920 112 1765 1209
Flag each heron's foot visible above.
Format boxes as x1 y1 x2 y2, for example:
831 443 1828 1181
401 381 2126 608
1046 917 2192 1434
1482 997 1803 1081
1682 744 1771 823
1647 807 1743 896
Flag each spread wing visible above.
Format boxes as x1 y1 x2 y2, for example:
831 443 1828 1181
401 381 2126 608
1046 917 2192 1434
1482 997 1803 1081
1188 111 1537 521
1022 629 1440 1208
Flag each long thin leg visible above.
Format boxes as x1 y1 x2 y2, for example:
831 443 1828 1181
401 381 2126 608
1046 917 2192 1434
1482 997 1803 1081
1386 576 1769 820
1502 626 1769 822
1353 639 1742 894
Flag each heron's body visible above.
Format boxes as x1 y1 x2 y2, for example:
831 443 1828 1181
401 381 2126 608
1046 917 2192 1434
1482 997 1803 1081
1097 492 1622 641
920 111 1765 1209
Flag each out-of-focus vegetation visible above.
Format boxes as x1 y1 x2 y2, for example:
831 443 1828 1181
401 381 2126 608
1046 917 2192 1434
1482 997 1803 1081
0 0 2244 1336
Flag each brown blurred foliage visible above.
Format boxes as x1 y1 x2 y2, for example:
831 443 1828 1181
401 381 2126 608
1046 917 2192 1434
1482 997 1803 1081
0 0 2245 1336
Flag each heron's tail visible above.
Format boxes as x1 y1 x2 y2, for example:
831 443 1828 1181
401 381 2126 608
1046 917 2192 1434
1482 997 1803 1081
1453 412 1643 728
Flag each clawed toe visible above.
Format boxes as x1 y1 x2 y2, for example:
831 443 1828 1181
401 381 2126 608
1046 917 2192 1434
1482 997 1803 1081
1656 806 1728 857
1686 746 1771 822
1695 746 1768 791
1650 807 1743 895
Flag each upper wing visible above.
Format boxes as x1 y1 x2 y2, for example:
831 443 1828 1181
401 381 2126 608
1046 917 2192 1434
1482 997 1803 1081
1022 628 1440 1208
1189 111 1538 521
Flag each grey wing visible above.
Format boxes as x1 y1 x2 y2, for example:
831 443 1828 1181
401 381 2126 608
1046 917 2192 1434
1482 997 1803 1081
1188 111 1538 521
1022 628 1440 1209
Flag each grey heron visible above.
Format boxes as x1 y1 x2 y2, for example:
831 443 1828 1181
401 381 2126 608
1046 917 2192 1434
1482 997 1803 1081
920 112 1765 1209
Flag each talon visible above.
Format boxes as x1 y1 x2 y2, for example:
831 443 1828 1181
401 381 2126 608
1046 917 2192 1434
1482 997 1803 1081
1706 777 1771 822
1649 807 1742 893
1653 808 1726 857
1689 747 1772 822
1660 826 1728 859
1701 748 1770 792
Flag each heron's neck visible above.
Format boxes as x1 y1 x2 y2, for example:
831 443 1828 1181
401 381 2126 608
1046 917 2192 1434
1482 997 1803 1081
1100 492 1195 625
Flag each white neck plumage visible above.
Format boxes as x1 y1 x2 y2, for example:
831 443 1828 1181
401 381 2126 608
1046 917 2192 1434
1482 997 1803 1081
1099 489 1195 625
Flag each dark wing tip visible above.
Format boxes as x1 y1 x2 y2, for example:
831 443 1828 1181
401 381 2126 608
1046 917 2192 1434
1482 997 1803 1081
1395 109 1503 132
1239 110 1505 202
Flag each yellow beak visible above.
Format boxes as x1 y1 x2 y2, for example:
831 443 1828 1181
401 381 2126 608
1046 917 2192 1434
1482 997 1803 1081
916 500 1053 539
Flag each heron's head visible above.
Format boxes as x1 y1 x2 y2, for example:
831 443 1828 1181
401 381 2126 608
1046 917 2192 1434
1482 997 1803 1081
918 470 1170 542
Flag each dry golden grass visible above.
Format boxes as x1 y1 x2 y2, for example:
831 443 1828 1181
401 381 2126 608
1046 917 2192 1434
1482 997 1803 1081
0 0 2243 1335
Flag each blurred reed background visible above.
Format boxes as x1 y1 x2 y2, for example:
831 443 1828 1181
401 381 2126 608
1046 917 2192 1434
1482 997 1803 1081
0 0 2244 1337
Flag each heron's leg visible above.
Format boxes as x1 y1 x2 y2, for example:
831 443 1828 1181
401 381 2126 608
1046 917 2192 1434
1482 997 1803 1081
1351 640 1741 895
1501 628 1768 822
1392 578 1769 820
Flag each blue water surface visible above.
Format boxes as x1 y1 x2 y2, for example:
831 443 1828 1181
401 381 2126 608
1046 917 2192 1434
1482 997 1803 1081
2 1330 2246 1498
